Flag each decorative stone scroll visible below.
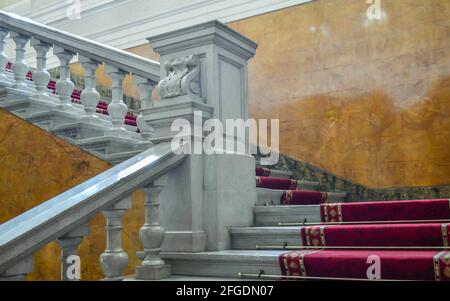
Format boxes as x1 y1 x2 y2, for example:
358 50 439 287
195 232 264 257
157 54 201 99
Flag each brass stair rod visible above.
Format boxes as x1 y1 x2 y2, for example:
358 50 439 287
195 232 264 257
278 219 450 226
255 244 450 250
238 271 409 281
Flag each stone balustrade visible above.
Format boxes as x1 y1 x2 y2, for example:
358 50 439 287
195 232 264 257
0 10 160 140
0 11 258 281
0 143 184 281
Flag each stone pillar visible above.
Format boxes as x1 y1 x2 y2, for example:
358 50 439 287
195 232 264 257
79 56 101 122
135 177 170 280
133 75 155 140
53 46 75 110
10 32 30 91
56 223 89 281
106 66 128 136
30 38 52 101
146 21 258 251
100 196 131 281
0 27 10 86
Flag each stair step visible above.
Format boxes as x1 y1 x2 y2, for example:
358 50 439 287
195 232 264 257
125 275 255 281
102 150 147 165
256 188 346 206
230 227 300 250
255 167 292 179
254 205 321 226
0 97 56 117
256 176 320 190
75 136 150 155
26 110 81 130
161 250 284 278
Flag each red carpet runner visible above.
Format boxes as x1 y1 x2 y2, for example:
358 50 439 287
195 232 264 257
279 250 450 281
254 167 450 281
256 176 298 190
320 199 450 223
281 190 328 205
300 223 449 247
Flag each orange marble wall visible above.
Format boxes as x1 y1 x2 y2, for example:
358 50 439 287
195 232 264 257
120 1 450 189
0 108 145 280
227 0 450 188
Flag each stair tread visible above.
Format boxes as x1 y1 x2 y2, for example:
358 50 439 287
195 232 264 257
162 250 285 260
76 135 149 145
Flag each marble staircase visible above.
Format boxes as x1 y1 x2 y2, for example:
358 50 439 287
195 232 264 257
155 164 345 280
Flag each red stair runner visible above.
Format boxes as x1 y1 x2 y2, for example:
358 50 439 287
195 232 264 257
281 190 327 205
255 167 271 176
279 250 450 281
256 176 298 190
320 199 450 223
300 223 450 247
256 167 450 281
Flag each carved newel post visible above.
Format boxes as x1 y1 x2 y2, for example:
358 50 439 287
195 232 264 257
146 21 258 251
135 177 170 280
100 196 131 281
30 38 51 101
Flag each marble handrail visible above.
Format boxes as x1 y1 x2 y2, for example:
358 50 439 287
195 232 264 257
0 10 160 83
0 143 184 280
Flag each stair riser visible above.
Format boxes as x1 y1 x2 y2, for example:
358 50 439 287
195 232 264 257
231 234 300 250
163 258 281 278
254 206 321 226
257 192 347 206
54 128 101 141
79 141 148 155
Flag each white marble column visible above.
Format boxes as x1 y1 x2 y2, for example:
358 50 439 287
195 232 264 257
10 32 30 91
0 27 10 86
106 66 127 135
79 56 100 122
100 196 131 281
136 177 170 280
134 75 154 140
56 224 89 281
30 38 51 101
53 46 75 110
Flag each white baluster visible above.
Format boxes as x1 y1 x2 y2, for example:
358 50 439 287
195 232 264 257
100 196 131 281
30 38 51 101
133 75 154 140
79 56 100 122
53 46 75 110
0 255 34 281
56 223 89 281
0 27 10 86
10 32 30 91
105 66 127 135
136 177 170 280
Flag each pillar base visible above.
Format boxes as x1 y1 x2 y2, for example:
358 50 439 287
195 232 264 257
135 264 171 280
